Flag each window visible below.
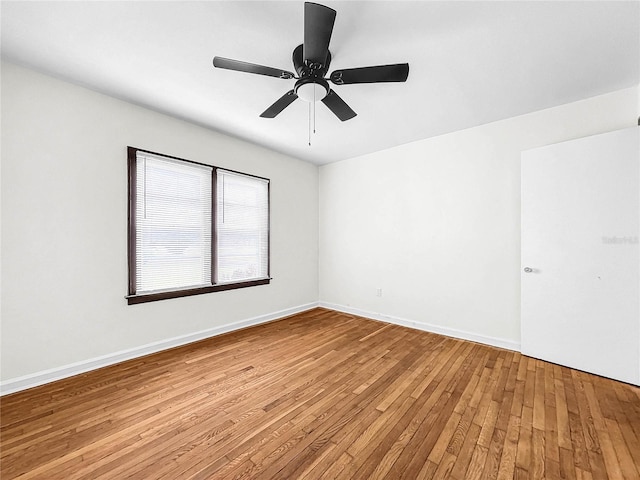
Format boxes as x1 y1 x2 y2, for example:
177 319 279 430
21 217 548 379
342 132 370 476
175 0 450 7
127 147 270 304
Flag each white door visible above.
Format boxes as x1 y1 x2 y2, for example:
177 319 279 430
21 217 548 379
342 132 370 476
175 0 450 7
521 127 639 385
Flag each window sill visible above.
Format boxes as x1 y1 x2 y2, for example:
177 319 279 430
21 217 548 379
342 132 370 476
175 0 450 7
126 278 271 305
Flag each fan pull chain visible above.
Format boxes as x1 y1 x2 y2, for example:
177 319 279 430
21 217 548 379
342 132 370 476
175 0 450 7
308 102 311 146
308 86 319 146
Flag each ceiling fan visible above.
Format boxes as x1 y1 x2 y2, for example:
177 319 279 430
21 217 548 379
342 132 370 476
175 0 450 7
213 2 409 122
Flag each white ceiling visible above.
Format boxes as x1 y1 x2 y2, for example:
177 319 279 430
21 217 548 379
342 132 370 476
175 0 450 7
2 1 639 165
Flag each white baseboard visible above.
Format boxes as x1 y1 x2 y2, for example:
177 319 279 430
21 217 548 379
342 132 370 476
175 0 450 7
0 302 319 396
319 302 520 352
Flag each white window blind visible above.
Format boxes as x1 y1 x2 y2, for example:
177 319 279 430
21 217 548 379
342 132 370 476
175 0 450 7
216 170 269 283
135 152 212 293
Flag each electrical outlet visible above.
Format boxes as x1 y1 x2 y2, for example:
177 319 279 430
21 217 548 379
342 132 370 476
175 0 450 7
376 288 383 297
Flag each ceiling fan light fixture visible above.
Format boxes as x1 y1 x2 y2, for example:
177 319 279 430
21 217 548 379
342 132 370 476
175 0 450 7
294 78 329 102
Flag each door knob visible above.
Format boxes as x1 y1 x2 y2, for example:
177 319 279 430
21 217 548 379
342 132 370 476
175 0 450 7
524 267 533 273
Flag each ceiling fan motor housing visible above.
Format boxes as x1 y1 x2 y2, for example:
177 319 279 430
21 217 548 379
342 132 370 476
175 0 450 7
292 44 331 102
293 44 331 78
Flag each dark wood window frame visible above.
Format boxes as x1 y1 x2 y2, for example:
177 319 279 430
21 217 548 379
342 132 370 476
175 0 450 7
126 146 270 305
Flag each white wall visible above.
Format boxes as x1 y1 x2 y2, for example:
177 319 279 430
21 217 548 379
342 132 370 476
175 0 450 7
1 62 319 386
319 85 639 350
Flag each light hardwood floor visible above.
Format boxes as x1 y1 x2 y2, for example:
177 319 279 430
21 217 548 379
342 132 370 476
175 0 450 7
2 308 640 479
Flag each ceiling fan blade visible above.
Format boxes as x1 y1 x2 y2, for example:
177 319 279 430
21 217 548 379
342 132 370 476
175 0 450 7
330 63 409 85
213 57 295 79
321 89 356 121
260 90 299 118
304 2 336 67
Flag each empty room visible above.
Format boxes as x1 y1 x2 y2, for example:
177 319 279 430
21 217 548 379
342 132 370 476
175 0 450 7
1 1 639 479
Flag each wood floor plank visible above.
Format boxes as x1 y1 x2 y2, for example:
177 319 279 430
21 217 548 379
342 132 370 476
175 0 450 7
496 413 521 480
2 308 639 479
480 426 506 480
515 402 534 471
